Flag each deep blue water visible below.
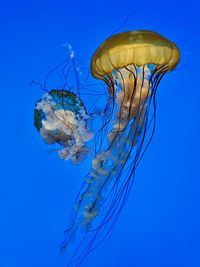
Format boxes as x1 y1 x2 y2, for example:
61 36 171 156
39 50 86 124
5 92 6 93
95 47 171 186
1 1 200 266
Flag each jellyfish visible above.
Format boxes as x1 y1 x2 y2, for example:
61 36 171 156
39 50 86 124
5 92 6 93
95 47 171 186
34 89 93 163
60 30 180 265
33 44 98 164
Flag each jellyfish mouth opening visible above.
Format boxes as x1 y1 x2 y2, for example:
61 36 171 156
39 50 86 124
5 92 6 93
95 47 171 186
105 63 168 144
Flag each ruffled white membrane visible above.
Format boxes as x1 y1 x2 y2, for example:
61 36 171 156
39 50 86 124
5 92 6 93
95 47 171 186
35 93 93 164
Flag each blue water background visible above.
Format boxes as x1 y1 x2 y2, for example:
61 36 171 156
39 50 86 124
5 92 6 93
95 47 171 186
0 1 200 266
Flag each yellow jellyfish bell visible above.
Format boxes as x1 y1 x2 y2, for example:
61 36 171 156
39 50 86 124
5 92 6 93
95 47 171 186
91 30 180 78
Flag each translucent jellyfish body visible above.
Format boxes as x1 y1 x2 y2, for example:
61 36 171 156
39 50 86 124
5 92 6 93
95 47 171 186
60 30 180 266
34 89 92 164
